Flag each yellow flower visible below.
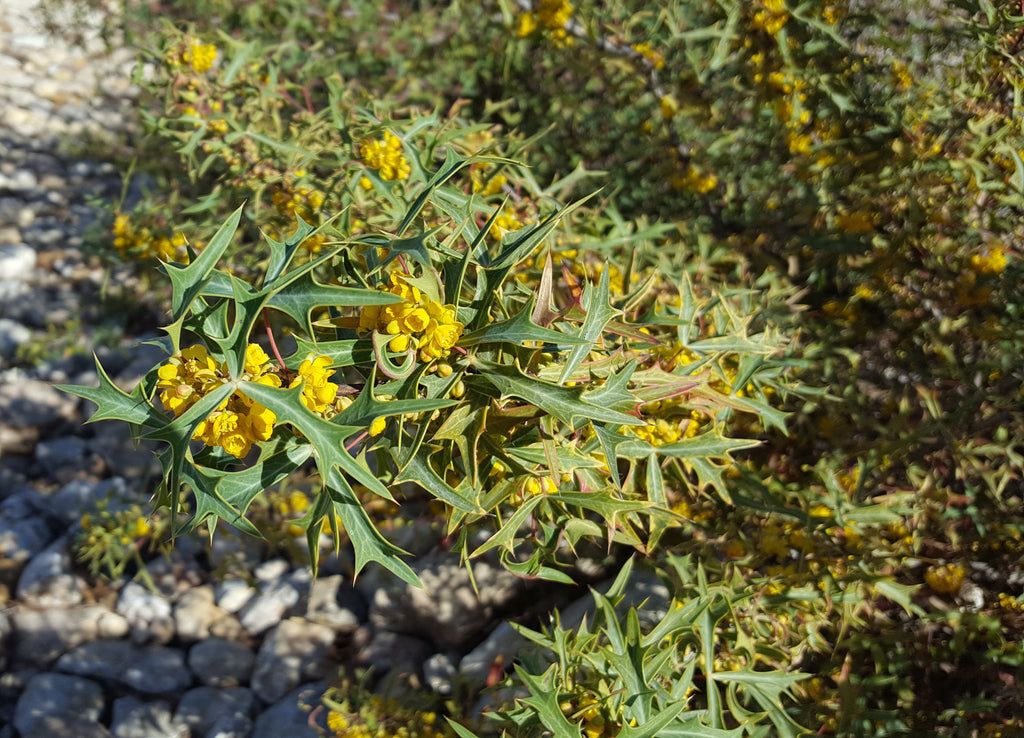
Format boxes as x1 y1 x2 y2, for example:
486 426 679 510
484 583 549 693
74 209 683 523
289 354 339 414
186 42 217 72
359 131 410 181
971 247 1008 274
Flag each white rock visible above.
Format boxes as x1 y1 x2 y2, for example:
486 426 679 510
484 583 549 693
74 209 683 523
215 578 256 614
10 604 129 668
0 242 34 282
116 580 175 645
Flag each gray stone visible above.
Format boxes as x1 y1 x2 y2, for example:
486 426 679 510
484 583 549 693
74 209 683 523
176 686 258 736
0 378 77 428
0 489 56 579
458 621 528 684
56 639 193 694
50 476 131 527
15 535 84 607
305 574 360 631
0 318 30 359
13 672 105 737
15 714 114 738
424 652 458 695
251 681 326 738
34 435 96 483
116 580 175 645
10 604 130 668
251 617 335 703
110 697 188 738
238 569 310 635
358 629 432 677
188 637 255 688
368 551 526 650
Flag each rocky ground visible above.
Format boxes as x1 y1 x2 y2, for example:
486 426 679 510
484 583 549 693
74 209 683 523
0 2 668 737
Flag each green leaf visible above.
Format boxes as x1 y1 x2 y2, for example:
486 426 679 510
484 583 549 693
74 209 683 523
560 262 619 383
394 446 481 513
164 204 243 321
471 495 545 557
237 381 393 501
460 296 589 347
466 358 642 430
263 214 316 286
288 337 375 370
181 438 312 536
324 467 421 587
514 664 580 738
58 356 168 429
264 272 400 337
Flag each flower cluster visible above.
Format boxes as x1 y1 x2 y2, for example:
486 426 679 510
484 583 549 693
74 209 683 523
971 247 1008 275
925 562 967 595
167 40 217 73
751 0 788 35
517 0 574 45
156 344 280 459
671 164 718 193
358 273 464 363
288 354 339 414
632 41 665 70
359 131 411 181
489 210 524 240
112 212 189 262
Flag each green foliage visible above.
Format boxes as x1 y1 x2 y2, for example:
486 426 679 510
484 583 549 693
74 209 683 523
45 0 1024 734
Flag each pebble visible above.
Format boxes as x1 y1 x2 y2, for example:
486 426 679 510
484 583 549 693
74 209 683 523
56 640 194 695
187 638 256 688
13 673 105 736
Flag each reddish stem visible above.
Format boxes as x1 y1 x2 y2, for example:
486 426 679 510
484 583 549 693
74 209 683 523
345 431 369 453
264 309 288 372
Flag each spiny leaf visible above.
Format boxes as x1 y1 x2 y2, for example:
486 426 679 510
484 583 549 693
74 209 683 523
466 357 642 430
164 204 244 321
460 295 589 348
181 439 313 536
514 664 580 738
237 381 393 501
288 337 375 370
393 446 481 513
324 467 421 587
264 272 400 337
263 214 316 286
58 356 168 429
560 262 619 384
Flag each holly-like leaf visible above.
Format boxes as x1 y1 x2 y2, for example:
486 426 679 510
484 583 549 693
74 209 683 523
466 357 642 431
164 204 244 321
559 262 619 384
324 467 421 587
394 446 481 513
460 295 589 348
288 337 375 370
265 271 400 337
237 381 392 501
181 438 313 536
58 356 168 429
513 664 580 738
